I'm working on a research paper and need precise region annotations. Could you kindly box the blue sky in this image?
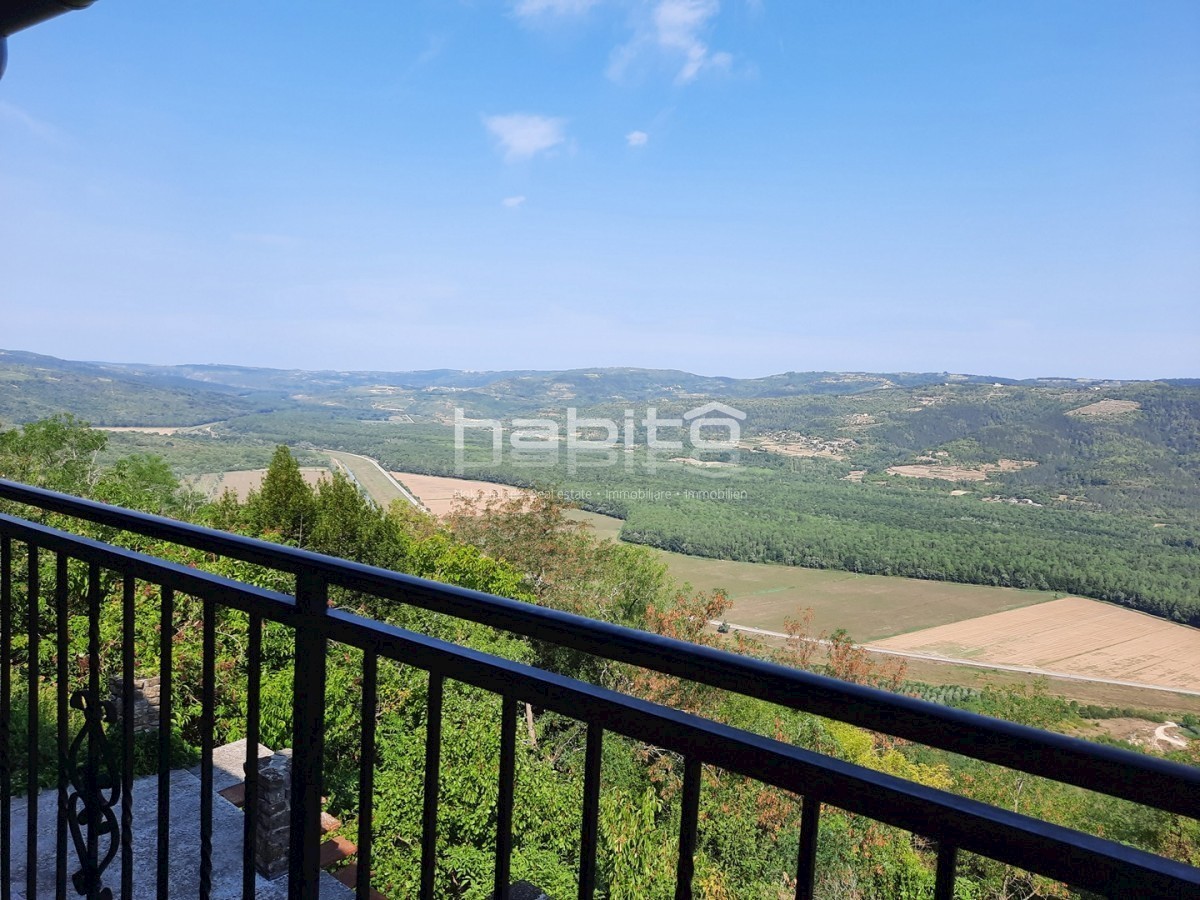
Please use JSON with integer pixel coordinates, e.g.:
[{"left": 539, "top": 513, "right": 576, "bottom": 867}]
[{"left": 1, "top": 1, "right": 1197, "bottom": 379}]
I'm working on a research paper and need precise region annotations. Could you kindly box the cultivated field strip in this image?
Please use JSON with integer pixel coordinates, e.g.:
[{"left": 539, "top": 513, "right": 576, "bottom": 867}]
[
  {"left": 390, "top": 471, "right": 532, "bottom": 516},
  {"left": 872, "top": 597, "right": 1200, "bottom": 692},
  {"left": 186, "top": 467, "right": 330, "bottom": 501}
]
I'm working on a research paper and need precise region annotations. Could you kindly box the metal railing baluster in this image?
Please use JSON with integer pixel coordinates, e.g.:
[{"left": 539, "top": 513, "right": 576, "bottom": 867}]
[
  {"left": 675, "top": 757, "right": 701, "bottom": 900},
  {"left": 55, "top": 552, "right": 69, "bottom": 900},
  {"left": 85, "top": 560, "right": 101, "bottom": 900},
  {"left": 27, "top": 544, "right": 40, "bottom": 900},
  {"left": 795, "top": 795, "right": 820, "bottom": 900},
  {"left": 200, "top": 596, "right": 215, "bottom": 900},
  {"left": 419, "top": 672, "right": 444, "bottom": 900},
  {"left": 935, "top": 842, "right": 957, "bottom": 900},
  {"left": 577, "top": 723, "right": 602, "bottom": 900},
  {"left": 120, "top": 572, "right": 135, "bottom": 900},
  {"left": 156, "top": 586, "right": 173, "bottom": 900},
  {"left": 495, "top": 695, "right": 518, "bottom": 900},
  {"left": 243, "top": 613, "right": 262, "bottom": 899},
  {"left": 290, "top": 572, "right": 328, "bottom": 899},
  {"left": 356, "top": 652, "right": 378, "bottom": 900},
  {"left": 1, "top": 536, "right": 12, "bottom": 900}
]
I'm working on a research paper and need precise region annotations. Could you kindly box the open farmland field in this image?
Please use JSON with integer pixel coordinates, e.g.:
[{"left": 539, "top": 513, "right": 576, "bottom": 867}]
[
  {"left": 96, "top": 421, "right": 222, "bottom": 435},
  {"left": 718, "top": 631, "right": 1200, "bottom": 713},
  {"left": 374, "top": 474, "right": 1055, "bottom": 641},
  {"left": 543, "top": 511, "right": 1053, "bottom": 643},
  {"left": 650, "top": 554, "right": 1055, "bottom": 642},
  {"left": 186, "top": 466, "right": 329, "bottom": 501},
  {"left": 872, "top": 597, "right": 1200, "bottom": 693},
  {"left": 325, "top": 451, "right": 420, "bottom": 509},
  {"left": 1066, "top": 398, "right": 1141, "bottom": 418},
  {"left": 390, "top": 471, "right": 533, "bottom": 516}
]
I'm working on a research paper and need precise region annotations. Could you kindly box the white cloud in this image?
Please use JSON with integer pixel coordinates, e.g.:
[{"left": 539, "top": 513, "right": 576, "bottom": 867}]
[
  {"left": 626, "top": 130, "right": 649, "bottom": 147},
  {"left": 513, "top": 0, "right": 600, "bottom": 16},
  {"left": 608, "top": 0, "right": 730, "bottom": 85},
  {"left": 655, "top": 0, "right": 724, "bottom": 83},
  {"left": 502, "top": 195, "right": 527, "bottom": 208},
  {"left": 483, "top": 113, "right": 568, "bottom": 162}
]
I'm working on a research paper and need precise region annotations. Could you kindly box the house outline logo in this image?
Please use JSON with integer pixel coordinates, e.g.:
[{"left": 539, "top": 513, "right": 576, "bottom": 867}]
[{"left": 682, "top": 401, "right": 746, "bottom": 450}]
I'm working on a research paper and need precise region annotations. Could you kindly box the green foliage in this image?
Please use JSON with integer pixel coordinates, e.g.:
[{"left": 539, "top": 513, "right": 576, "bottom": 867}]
[
  {"left": 903, "top": 682, "right": 982, "bottom": 708},
  {"left": 0, "top": 413, "right": 107, "bottom": 495},
  {"left": 94, "top": 452, "right": 204, "bottom": 517},
  {"left": 599, "top": 785, "right": 674, "bottom": 898},
  {"left": 244, "top": 445, "right": 318, "bottom": 542}
]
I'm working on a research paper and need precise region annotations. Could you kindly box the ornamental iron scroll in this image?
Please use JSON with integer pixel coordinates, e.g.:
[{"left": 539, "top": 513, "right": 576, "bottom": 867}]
[{"left": 63, "top": 688, "right": 122, "bottom": 898}]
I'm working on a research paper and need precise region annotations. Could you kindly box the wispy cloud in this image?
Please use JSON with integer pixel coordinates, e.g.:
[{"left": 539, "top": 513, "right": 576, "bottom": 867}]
[
  {"left": 513, "top": 0, "right": 601, "bottom": 16},
  {"left": 410, "top": 34, "right": 446, "bottom": 71},
  {"left": 483, "top": 113, "right": 567, "bottom": 162},
  {"left": 502, "top": 195, "right": 527, "bottom": 208},
  {"left": 626, "top": 130, "right": 649, "bottom": 147},
  {"left": 608, "top": 0, "right": 731, "bottom": 85},
  {"left": 0, "top": 100, "right": 63, "bottom": 143}
]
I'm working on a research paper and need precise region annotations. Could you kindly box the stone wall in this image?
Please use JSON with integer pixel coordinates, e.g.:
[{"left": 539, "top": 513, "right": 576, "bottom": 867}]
[
  {"left": 255, "top": 750, "right": 293, "bottom": 879},
  {"left": 108, "top": 675, "right": 161, "bottom": 733}
]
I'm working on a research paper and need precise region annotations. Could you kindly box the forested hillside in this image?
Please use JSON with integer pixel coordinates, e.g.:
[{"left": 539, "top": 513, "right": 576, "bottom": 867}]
[{"left": 0, "top": 350, "right": 284, "bottom": 425}]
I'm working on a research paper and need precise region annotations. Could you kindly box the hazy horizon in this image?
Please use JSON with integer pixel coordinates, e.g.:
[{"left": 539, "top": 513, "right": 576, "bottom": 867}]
[{"left": 3, "top": 345, "right": 1193, "bottom": 385}]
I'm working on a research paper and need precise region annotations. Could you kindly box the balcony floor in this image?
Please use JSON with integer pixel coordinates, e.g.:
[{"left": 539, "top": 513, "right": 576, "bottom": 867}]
[{"left": 6, "top": 756, "right": 351, "bottom": 899}]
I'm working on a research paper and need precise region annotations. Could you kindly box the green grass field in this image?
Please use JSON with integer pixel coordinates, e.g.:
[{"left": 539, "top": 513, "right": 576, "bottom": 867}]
[
  {"left": 569, "top": 510, "right": 1055, "bottom": 642},
  {"left": 325, "top": 450, "right": 418, "bottom": 509}
]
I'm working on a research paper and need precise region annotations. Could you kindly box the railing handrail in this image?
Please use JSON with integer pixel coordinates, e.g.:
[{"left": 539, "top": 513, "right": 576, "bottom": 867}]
[{"left": 2, "top": 477, "right": 1198, "bottom": 822}]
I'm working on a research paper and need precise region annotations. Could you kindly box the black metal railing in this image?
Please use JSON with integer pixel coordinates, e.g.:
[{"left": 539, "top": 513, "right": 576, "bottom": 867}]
[{"left": 1, "top": 478, "right": 1198, "bottom": 899}]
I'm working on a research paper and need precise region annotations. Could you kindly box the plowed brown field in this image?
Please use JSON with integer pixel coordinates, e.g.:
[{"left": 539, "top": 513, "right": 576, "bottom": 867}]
[
  {"left": 872, "top": 597, "right": 1200, "bottom": 691},
  {"left": 186, "top": 467, "right": 330, "bottom": 502},
  {"left": 391, "top": 472, "right": 532, "bottom": 516}
]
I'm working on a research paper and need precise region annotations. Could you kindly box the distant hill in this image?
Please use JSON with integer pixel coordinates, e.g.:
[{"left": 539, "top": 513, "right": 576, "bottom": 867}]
[
  {"left": 2, "top": 347, "right": 1190, "bottom": 428},
  {"left": 104, "top": 361, "right": 545, "bottom": 393},
  {"left": 0, "top": 349, "right": 286, "bottom": 426}
]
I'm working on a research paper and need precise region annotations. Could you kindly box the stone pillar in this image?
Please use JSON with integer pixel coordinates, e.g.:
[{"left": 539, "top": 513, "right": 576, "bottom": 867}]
[
  {"left": 109, "top": 675, "right": 161, "bottom": 733},
  {"left": 254, "top": 749, "right": 293, "bottom": 879},
  {"left": 494, "top": 882, "right": 550, "bottom": 900}
]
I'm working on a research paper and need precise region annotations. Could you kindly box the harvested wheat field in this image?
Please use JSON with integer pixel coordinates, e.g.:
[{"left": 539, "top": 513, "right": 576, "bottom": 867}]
[
  {"left": 886, "top": 459, "right": 1037, "bottom": 482},
  {"left": 872, "top": 597, "right": 1200, "bottom": 692},
  {"left": 186, "top": 467, "right": 330, "bottom": 502},
  {"left": 97, "top": 422, "right": 222, "bottom": 435},
  {"left": 391, "top": 472, "right": 532, "bottom": 517},
  {"left": 1066, "top": 399, "right": 1141, "bottom": 419}
]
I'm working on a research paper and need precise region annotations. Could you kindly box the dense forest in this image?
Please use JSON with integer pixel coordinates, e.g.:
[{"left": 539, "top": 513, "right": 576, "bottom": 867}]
[{"left": 2, "top": 419, "right": 1197, "bottom": 898}]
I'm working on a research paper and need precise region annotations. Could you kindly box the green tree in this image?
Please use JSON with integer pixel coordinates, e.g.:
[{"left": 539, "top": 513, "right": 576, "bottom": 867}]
[
  {"left": 245, "top": 445, "right": 317, "bottom": 543},
  {"left": 94, "top": 452, "right": 200, "bottom": 516},
  {"left": 0, "top": 414, "right": 107, "bottom": 496}
]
